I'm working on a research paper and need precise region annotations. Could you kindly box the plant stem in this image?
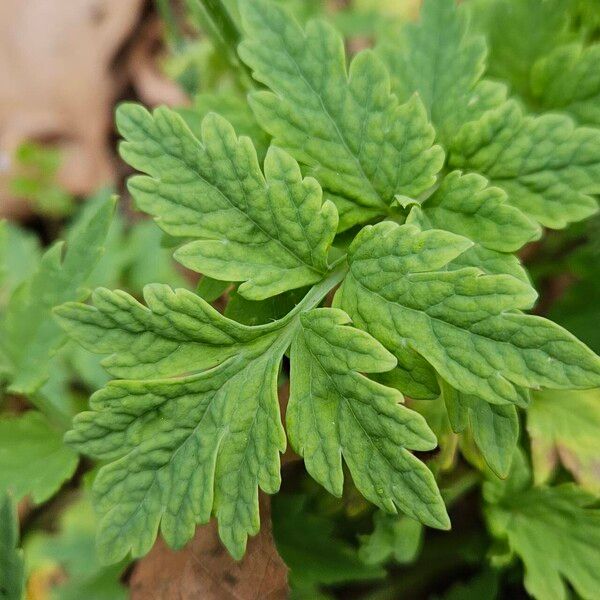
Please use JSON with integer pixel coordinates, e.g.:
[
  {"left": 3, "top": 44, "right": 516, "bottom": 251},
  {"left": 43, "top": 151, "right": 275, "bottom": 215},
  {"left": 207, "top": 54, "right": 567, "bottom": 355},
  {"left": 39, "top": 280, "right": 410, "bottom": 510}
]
[{"left": 191, "top": 0, "right": 255, "bottom": 89}]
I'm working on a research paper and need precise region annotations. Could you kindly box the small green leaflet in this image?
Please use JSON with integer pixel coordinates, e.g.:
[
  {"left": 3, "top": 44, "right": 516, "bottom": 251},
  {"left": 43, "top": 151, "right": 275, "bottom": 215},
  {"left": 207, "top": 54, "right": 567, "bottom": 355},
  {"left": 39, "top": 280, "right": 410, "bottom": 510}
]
[
  {"left": 0, "top": 493, "right": 24, "bottom": 600},
  {"left": 531, "top": 42, "right": 600, "bottom": 127},
  {"left": 335, "top": 221, "right": 600, "bottom": 406},
  {"left": 0, "top": 412, "right": 78, "bottom": 504},
  {"left": 117, "top": 104, "right": 337, "bottom": 300},
  {"left": 359, "top": 511, "right": 423, "bottom": 566},
  {"left": 272, "top": 494, "right": 384, "bottom": 598},
  {"left": 405, "top": 204, "right": 530, "bottom": 282},
  {"left": 450, "top": 99, "right": 600, "bottom": 229},
  {"left": 288, "top": 308, "right": 448, "bottom": 528},
  {"left": 440, "top": 379, "right": 518, "bottom": 478},
  {"left": 528, "top": 388, "right": 600, "bottom": 493},
  {"left": 56, "top": 267, "right": 443, "bottom": 561},
  {"left": 484, "top": 451, "right": 600, "bottom": 600},
  {"left": 377, "top": 0, "right": 505, "bottom": 147},
  {"left": 420, "top": 171, "right": 539, "bottom": 253},
  {"left": 238, "top": 0, "right": 444, "bottom": 230},
  {"left": 1, "top": 195, "right": 115, "bottom": 394}
]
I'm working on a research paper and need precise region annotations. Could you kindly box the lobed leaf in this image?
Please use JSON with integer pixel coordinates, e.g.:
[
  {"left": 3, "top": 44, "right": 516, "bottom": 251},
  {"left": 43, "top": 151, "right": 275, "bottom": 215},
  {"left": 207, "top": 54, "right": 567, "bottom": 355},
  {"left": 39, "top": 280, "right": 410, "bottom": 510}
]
[
  {"left": 117, "top": 104, "right": 338, "bottom": 300},
  {"left": 531, "top": 42, "right": 600, "bottom": 127},
  {"left": 58, "top": 285, "right": 295, "bottom": 561},
  {"left": 405, "top": 204, "right": 530, "bottom": 282},
  {"left": 238, "top": 0, "right": 444, "bottom": 230},
  {"left": 450, "top": 100, "right": 600, "bottom": 229},
  {"left": 377, "top": 0, "right": 505, "bottom": 147},
  {"left": 440, "top": 379, "right": 518, "bottom": 478},
  {"left": 288, "top": 308, "right": 448, "bottom": 529},
  {"left": 484, "top": 452, "right": 600, "bottom": 600},
  {"left": 335, "top": 221, "right": 600, "bottom": 406},
  {"left": 2, "top": 195, "right": 114, "bottom": 394},
  {"left": 420, "top": 171, "right": 539, "bottom": 252}
]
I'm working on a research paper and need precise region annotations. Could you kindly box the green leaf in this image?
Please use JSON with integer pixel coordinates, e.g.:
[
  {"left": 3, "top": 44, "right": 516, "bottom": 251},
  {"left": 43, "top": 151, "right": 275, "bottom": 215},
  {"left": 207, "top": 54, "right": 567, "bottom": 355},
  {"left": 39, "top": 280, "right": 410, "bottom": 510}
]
[
  {"left": 373, "top": 350, "right": 440, "bottom": 401},
  {"left": 531, "top": 42, "right": 600, "bottom": 127},
  {"left": 440, "top": 379, "right": 518, "bottom": 478},
  {"left": 24, "top": 494, "right": 127, "bottom": 600},
  {"left": 406, "top": 204, "right": 531, "bottom": 282},
  {"left": 528, "top": 388, "right": 600, "bottom": 493},
  {"left": 123, "top": 220, "right": 188, "bottom": 292},
  {"left": 0, "top": 494, "right": 24, "bottom": 600},
  {"left": 272, "top": 494, "right": 384, "bottom": 596},
  {"left": 0, "top": 223, "right": 40, "bottom": 310},
  {"left": 196, "top": 276, "right": 230, "bottom": 303},
  {"left": 359, "top": 511, "right": 423, "bottom": 566},
  {"left": 335, "top": 221, "right": 600, "bottom": 406},
  {"left": 421, "top": 171, "right": 539, "bottom": 252},
  {"left": 288, "top": 308, "right": 448, "bottom": 529},
  {"left": 0, "top": 412, "right": 78, "bottom": 504},
  {"left": 484, "top": 452, "right": 600, "bottom": 600},
  {"left": 377, "top": 0, "right": 504, "bottom": 147},
  {"left": 224, "top": 287, "right": 307, "bottom": 326},
  {"left": 177, "top": 91, "right": 271, "bottom": 161},
  {"left": 55, "top": 269, "right": 346, "bottom": 562},
  {"left": 468, "top": 0, "right": 573, "bottom": 99},
  {"left": 449, "top": 99, "right": 600, "bottom": 229},
  {"left": 117, "top": 104, "right": 338, "bottom": 300},
  {"left": 1, "top": 195, "right": 115, "bottom": 394},
  {"left": 238, "top": 0, "right": 444, "bottom": 230}
]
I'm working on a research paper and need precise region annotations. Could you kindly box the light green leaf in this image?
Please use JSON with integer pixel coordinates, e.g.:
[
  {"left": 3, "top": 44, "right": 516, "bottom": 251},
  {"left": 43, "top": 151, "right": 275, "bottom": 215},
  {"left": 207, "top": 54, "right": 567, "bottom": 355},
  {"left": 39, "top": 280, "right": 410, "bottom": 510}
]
[
  {"left": 272, "top": 494, "right": 384, "bottom": 596},
  {"left": 528, "top": 388, "right": 600, "bottom": 493},
  {"left": 531, "top": 42, "right": 600, "bottom": 127},
  {"left": 484, "top": 451, "right": 600, "bottom": 600},
  {"left": 335, "top": 221, "right": 600, "bottom": 406},
  {"left": 0, "top": 412, "right": 78, "bottom": 504},
  {"left": 421, "top": 171, "right": 539, "bottom": 252},
  {"left": 1, "top": 195, "right": 115, "bottom": 394},
  {"left": 406, "top": 204, "right": 530, "bottom": 282},
  {"left": 377, "top": 0, "right": 504, "bottom": 147},
  {"left": 238, "top": 0, "right": 444, "bottom": 230},
  {"left": 0, "top": 493, "right": 24, "bottom": 600},
  {"left": 359, "top": 511, "right": 423, "bottom": 566},
  {"left": 449, "top": 99, "right": 600, "bottom": 229},
  {"left": 56, "top": 270, "right": 345, "bottom": 562},
  {"left": 117, "top": 104, "right": 337, "bottom": 300},
  {"left": 288, "top": 308, "right": 448, "bottom": 529},
  {"left": 177, "top": 91, "right": 271, "bottom": 161},
  {"left": 440, "top": 379, "right": 518, "bottom": 478}
]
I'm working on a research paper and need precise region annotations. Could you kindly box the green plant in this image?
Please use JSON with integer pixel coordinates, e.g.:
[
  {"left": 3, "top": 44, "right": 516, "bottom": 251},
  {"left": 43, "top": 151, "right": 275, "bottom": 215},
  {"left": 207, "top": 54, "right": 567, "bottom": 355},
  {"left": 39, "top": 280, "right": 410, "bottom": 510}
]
[
  {"left": 3, "top": 0, "right": 600, "bottom": 598},
  {"left": 50, "top": 0, "right": 600, "bottom": 588}
]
